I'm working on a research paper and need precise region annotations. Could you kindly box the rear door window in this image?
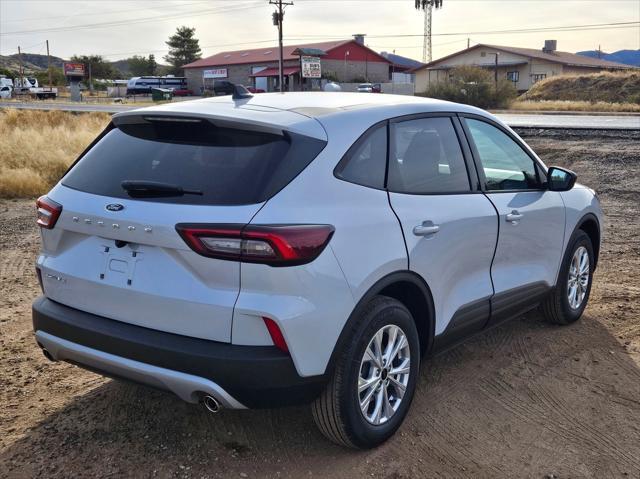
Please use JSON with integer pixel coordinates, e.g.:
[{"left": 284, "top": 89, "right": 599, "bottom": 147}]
[
  {"left": 388, "top": 117, "right": 471, "bottom": 194},
  {"left": 62, "top": 118, "right": 326, "bottom": 206}
]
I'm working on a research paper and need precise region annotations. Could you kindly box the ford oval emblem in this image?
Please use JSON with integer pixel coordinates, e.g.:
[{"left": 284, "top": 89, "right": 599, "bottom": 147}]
[{"left": 106, "top": 203, "right": 124, "bottom": 212}]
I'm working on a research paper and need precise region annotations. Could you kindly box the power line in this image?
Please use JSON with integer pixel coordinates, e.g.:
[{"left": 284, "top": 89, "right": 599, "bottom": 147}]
[
  {"left": 1, "top": 1, "right": 209, "bottom": 24},
  {"left": 0, "top": 1, "right": 265, "bottom": 36}
]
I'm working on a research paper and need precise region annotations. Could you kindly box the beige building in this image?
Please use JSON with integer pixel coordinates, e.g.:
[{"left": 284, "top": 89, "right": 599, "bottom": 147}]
[{"left": 413, "top": 41, "right": 634, "bottom": 93}]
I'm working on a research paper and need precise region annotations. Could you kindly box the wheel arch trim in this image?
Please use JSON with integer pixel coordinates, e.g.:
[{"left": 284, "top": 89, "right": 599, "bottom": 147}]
[
  {"left": 324, "top": 271, "right": 435, "bottom": 376},
  {"left": 574, "top": 212, "right": 601, "bottom": 269}
]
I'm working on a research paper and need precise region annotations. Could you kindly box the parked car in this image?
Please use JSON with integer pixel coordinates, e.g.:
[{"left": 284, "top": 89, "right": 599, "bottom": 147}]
[
  {"left": 210, "top": 80, "right": 235, "bottom": 96},
  {"left": 33, "top": 92, "right": 602, "bottom": 449},
  {"left": 0, "top": 85, "right": 12, "bottom": 99},
  {"left": 245, "top": 86, "right": 265, "bottom": 93},
  {"left": 170, "top": 87, "right": 194, "bottom": 97},
  {"left": 357, "top": 83, "right": 381, "bottom": 93}
]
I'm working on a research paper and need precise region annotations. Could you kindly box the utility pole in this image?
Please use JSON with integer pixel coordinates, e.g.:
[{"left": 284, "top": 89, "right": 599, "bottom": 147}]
[
  {"left": 88, "top": 63, "right": 93, "bottom": 94},
  {"left": 488, "top": 52, "right": 500, "bottom": 92},
  {"left": 494, "top": 53, "right": 498, "bottom": 91},
  {"left": 46, "top": 40, "right": 52, "bottom": 88},
  {"left": 17, "top": 46, "right": 24, "bottom": 84},
  {"left": 270, "top": 0, "right": 293, "bottom": 93},
  {"left": 467, "top": 38, "right": 470, "bottom": 49}
]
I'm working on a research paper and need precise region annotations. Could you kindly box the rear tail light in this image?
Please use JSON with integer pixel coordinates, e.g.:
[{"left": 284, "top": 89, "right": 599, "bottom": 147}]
[
  {"left": 263, "top": 317, "right": 289, "bottom": 353},
  {"left": 175, "top": 224, "right": 335, "bottom": 266},
  {"left": 36, "top": 196, "right": 62, "bottom": 229}
]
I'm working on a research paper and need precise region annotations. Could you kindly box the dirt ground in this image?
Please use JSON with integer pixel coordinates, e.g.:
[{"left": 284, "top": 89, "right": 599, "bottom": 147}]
[{"left": 1, "top": 132, "right": 639, "bottom": 478}]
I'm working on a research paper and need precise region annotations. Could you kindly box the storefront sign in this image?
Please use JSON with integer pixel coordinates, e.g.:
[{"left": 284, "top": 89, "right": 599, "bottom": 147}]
[
  {"left": 301, "top": 57, "right": 321, "bottom": 78},
  {"left": 203, "top": 69, "right": 228, "bottom": 79}
]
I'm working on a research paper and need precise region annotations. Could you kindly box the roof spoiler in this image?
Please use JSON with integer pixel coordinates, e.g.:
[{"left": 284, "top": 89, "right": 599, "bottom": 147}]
[{"left": 232, "top": 84, "right": 253, "bottom": 101}]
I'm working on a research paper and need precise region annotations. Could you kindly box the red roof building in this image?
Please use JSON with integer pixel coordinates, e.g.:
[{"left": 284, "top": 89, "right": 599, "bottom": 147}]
[{"left": 182, "top": 38, "right": 392, "bottom": 93}]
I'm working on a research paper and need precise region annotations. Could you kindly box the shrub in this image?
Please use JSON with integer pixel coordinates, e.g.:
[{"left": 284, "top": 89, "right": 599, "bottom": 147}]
[
  {"left": 418, "top": 65, "right": 517, "bottom": 109},
  {"left": 323, "top": 71, "right": 339, "bottom": 82}
]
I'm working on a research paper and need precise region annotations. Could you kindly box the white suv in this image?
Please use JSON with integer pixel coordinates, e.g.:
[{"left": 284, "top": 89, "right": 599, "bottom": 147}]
[{"left": 33, "top": 92, "right": 602, "bottom": 449}]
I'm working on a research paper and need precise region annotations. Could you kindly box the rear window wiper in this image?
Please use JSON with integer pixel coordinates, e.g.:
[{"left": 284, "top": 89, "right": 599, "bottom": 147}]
[{"left": 121, "top": 180, "right": 203, "bottom": 198}]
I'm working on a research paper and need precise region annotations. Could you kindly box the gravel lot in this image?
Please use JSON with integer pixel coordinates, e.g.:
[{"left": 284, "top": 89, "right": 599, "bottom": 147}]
[{"left": 1, "top": 132, "right": 639, "bottom": 478}]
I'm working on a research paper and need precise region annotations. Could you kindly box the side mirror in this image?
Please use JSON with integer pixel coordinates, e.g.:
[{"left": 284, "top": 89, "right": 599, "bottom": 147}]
[{"left": 547, "top": 166, "right": 577, "bottom": 192}]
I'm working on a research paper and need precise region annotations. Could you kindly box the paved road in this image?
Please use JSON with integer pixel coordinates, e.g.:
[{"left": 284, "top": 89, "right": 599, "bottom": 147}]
[
  {"left": 499, "top": 113, "right": 640, "bottom": 130},
  {"left": 1, "top": 100, "right": 639, "bottom": 130}
]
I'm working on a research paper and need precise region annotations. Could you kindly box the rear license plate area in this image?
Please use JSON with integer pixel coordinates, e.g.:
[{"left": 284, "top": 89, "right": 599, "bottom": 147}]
[{"left": 98, "top": 244, "right": 143, "bottom": 286}]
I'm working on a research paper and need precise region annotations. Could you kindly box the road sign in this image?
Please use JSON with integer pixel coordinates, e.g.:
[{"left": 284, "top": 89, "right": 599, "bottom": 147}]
[
  {"left": 301, "top": 56, "right": 321, "bottom": 79},
  {"left": 63, "top": 62, "right": 85, "bottom": 77}
]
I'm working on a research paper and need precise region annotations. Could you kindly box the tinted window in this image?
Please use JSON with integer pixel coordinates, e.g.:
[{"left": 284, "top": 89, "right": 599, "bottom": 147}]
[
  {"left": 62, "top": 120, "right": 326, "bottom": 206},
  {"left": 466, "top": 118, "right": 541, "bottom": 191},
  {"left": 334, "top": 124, "right": 387, "bottom": 189},
  {"left": 388, "top": 117, "right": 470, "bottom": 194}
]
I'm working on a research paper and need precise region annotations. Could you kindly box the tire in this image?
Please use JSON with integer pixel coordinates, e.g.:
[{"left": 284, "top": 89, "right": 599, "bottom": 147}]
[
  {"left": 312, "top": 295, "right": 421, "bottom": 449},
  {"left": 541, "top": 229, "right": 594, "bottom": 325}
]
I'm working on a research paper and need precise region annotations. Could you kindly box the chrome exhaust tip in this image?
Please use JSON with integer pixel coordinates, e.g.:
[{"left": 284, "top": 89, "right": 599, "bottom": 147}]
[
  {"left": 203, "top": 395, "right": 221, "bottom": 413},
  {"left": 42, "top": 348, "right": 55, "bottom": 362}
]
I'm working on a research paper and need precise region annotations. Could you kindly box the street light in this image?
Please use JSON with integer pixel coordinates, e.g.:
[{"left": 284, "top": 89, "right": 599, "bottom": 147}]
[{"left": 344, "top": 50, "right": 350, "bottom": 82}]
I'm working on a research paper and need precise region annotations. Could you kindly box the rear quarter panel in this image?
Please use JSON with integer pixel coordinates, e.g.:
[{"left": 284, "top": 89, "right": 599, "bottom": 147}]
[{"left": 235, "top": 114, "right": 408, "bottom": 377}]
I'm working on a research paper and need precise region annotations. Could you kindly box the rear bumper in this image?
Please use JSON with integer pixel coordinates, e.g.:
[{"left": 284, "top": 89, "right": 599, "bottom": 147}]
[{"left": 32, "top": 296, "right": 327, "bottom": 409}]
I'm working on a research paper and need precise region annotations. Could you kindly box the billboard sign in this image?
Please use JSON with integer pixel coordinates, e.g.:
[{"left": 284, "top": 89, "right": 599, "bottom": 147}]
[
  {"left": 203, "top": 68, "right": 228, "bottom": 79},
  {"left": 301, "top": 56, "right": 321, "bottom": 78},
  {"left": 63, "top": 62, "right": 85, "bottom": 77}
]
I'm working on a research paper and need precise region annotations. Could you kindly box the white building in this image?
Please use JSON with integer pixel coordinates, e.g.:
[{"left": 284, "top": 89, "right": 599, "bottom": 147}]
[{"left": 413, "top": 41, "right": 634, "bottom": 93}]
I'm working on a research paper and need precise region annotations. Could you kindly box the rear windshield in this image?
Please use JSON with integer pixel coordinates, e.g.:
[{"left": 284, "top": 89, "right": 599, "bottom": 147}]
[{"left": 62, "top": 119, "right": 326, "bottom": 205}]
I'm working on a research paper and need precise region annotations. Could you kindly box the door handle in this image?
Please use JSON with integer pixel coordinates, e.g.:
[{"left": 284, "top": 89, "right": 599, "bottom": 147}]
[
  {"left": 506, "top": 210, "right": 523, "bottom": 223},
  {"left": 413, "top": 221, "right": 440, "bottom": 237}
]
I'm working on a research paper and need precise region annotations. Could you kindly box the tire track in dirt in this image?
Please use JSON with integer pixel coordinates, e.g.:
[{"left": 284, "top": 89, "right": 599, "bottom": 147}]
[{"left": 480, "top": 375, "right": 640, "bottom": 473}]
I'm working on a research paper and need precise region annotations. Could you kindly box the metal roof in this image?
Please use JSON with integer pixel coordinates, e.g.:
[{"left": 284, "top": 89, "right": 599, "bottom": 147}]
[{"left": 182, "top": 40, "right": 390, "bottom": 68}]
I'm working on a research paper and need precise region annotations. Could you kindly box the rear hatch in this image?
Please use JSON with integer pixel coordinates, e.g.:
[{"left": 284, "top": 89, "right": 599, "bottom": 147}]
[{"left": 38, "top": 109, "right": 326, "bottom": 342}]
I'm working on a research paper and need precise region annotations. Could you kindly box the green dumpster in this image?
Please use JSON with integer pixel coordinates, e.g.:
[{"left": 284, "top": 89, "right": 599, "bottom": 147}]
[{"left": 151, "top": 88, "right": 173, "bottom": 101}]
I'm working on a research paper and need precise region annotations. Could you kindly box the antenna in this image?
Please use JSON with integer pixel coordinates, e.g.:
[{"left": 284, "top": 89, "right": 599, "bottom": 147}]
[{"left": 417, "top": 0, "right": 443, "bottom": 63}]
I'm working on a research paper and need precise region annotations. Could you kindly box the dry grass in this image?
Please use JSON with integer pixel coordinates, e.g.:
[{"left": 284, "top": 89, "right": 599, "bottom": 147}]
[
  {"left": 510, "top": 100, "right": 640, "bottom": 113},
  {"left": 519, "top": 71, "right": 640, "bottom": 104},
  {"left": 0, "top": 109, "right": 110, "bottom": 198}
]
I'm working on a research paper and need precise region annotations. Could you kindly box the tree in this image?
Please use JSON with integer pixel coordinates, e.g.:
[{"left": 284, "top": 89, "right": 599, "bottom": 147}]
[
  {"left": 415, "top": 0, "right": 443, "bottom": 8},
  {"left": 147, "top": 54, "right": 158, "bottom": 76},
  {"left": 34, "top": 67, "right": 66, "bottom": 86},
  {"left": 0, "top": 67, "right": 17, "bottom": 79},
  {"left": 164, "top": 26, "right": 201, "bottom": 74},
  {"left": 127, "top": 55, "right": 157, "bottom": 76},
  {"left": 69, "top": 55, "right": 116, "bottom": 80}
]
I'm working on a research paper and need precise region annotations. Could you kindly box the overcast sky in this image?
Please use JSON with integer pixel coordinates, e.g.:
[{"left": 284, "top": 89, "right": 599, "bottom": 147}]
[{"left": 1, "top": 0, "right": 638, "bottom": 62}]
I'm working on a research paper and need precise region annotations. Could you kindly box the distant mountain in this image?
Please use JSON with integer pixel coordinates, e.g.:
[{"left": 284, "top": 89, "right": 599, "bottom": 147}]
[
  {"left": 0, "top": 52, "right": 170, "bottom": 78},
  {"left": 0, "top": 53, "right": 65, "bottom": 74},
  {"left": 576, "top": 49, "right": 640, "bottom": 67}
]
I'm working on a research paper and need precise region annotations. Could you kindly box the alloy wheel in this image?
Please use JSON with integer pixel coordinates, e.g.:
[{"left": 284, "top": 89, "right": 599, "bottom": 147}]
[
  {"left": 358, "top": 324, "right": 411, "bottom": 425},
  {"left": 567, "top": 245, "right": 590, "bottom": 309}
]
